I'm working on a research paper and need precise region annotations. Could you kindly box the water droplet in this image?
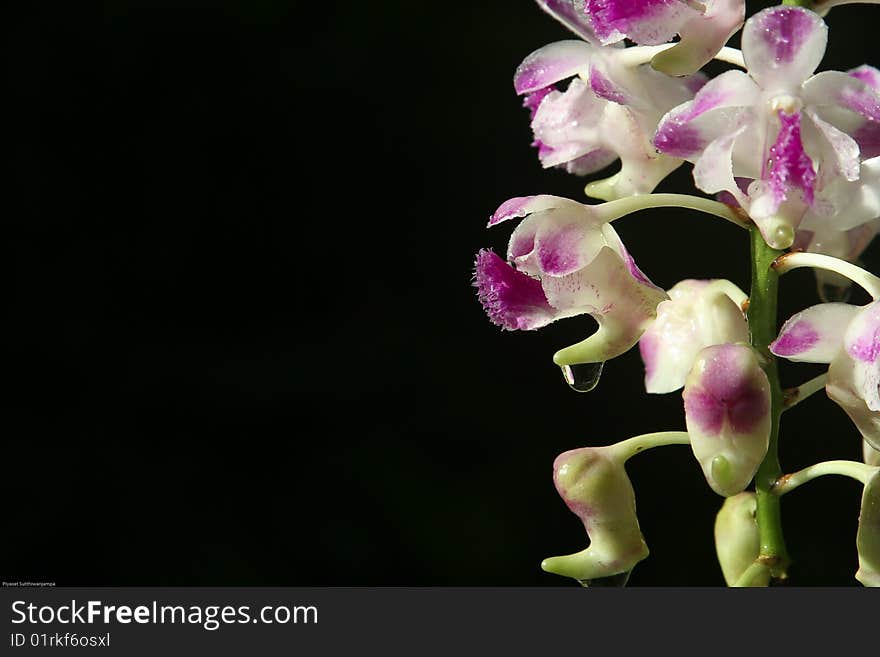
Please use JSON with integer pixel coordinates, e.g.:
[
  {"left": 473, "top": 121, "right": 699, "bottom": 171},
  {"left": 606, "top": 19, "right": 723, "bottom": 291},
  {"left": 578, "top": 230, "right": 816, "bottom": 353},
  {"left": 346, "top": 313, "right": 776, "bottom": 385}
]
[
  {"left": 819, "top": 281, "right": 852, "bottom": 303},
  {"left": 561, "top": 362, "right": 604, "bottom": 392},
  {"left": 579, "top": 570, "right": 631, "bottom": 587}
]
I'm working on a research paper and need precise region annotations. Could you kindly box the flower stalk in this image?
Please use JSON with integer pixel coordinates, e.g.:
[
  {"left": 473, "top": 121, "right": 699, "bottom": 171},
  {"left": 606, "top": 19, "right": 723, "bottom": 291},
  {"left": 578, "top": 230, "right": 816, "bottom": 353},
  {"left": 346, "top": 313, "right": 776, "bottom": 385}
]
[{"left": 747, "top": 226, "right": 791, "bottom": 580}]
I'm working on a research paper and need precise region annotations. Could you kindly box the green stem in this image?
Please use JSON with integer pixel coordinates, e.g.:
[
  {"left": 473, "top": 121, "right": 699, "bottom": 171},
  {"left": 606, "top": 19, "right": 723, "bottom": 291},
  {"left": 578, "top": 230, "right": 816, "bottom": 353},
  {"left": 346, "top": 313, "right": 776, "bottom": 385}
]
[
  {"left": 772, "top": 460, "right": 877, "bottom": 495},
  {"left": 746, "top": 226, "right": 790, "bottom": 581}
]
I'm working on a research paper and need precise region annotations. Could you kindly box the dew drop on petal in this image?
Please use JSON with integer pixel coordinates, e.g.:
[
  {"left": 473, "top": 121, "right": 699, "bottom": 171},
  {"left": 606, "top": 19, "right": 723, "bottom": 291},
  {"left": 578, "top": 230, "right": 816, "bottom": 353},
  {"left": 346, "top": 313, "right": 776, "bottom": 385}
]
[{"left": 561, "top": 361, "right": 604, "bottom": 392}]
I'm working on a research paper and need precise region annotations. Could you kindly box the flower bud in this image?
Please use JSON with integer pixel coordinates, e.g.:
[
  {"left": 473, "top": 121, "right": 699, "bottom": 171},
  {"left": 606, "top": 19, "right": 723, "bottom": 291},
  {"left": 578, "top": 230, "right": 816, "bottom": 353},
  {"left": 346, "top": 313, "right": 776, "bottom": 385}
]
[
  {"left": 639, "top": 279, "right": 749, "bottom": 394},
  {"left": 714, "top": 492, "right": 768, "bottom": 586},
  {"left": 542, "top": 447, "right": 648, "bottom": 584},
  {"left": 857, "top": 470, "right": 880, "bottom": 587},
  {"left": 684, "top": 344, "right": 771, "bottom": 496}
]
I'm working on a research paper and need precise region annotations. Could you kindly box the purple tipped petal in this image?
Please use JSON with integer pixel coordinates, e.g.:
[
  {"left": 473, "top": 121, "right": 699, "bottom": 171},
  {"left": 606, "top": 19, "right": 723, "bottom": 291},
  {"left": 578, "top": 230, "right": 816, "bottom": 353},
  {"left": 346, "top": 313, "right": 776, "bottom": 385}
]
[
  {"left": 653, "top": 71, "right": 757, "bottom": 160},
  {"left": 514, "top": 40, "right": 594, "bottom": 95},
  {"left": 585, "top": 0, "right": 689, "bottom": 45},
  {"left": 741, "top": 6, "right": 827, "bottom": 91},
  {"left": 535, "top": 0, "right": 602, "bottom": 43},
  {"left": 770, "top": 303, "right": 859, "bottom": 363},
  {"left": 850, "top": 65, "right": 880, "bottom": 92},
  {"left": 474, "top": 250, "right": 557, "bottom": 331},
  {"left": 489, "top": 195, "right": 579, "bottom": 227}
]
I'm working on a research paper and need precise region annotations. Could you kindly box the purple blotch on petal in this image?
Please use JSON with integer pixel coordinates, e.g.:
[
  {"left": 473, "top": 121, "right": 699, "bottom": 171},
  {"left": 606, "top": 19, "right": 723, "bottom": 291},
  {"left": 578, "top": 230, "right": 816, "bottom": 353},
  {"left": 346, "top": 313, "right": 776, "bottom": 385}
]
[
  {"left": 850, "top": 65, "right": 880, "bottom": 92},
  {"left": 767, "top": 111, "right": 816, "bottom": 206},
  {"left": 848, "top": 308, "right": 880, "bottom": 362},
  {"left": 537, "top": 223, "right": 586, "bottom": 276},
  {"left": 754, "top": 7, "right": 819, "bottom": 63},
  {"left": 585, "top": 0, "right": 679, "bottom": 42},
  {"left": 840, "top": 85, "right": 880, "bottom": 122},
  {"left": 474, "top": 249, "right": 555, "bottom": 330},
  {"left": 685, "top": 390, "right": 725, "bottom": 435},
  {"left": 589, "top": 67, "right": 627, "bottom": 104},
  {"left": 686, "top": 346, "right": 770, "bottom": 436},
  {"left": 770, "top": 320, "right": 819, "bottom": 357}
]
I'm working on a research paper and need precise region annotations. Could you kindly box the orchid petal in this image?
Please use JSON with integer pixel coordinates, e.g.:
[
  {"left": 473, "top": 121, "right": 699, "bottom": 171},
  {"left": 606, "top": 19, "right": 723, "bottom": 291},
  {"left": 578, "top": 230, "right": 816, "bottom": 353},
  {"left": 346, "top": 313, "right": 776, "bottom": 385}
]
[
  {"left": 489, "top": 194, "right": 585, "bottom": 227},
  {"left": 652, "top": 0, "right": 746, "bottom": 77},
  {"left": 473, "top": 250, "right": 557, "bottom": 331},
  {"left": 535, "top": 1, "right": 602, "bottom": 44},
  {"left": 531, "top": 78, "right": 609, "bottom": 171},
  {"left": 827, "top": 351, "right": 880, "bottom": 451},
  {"left": 693, "top": 126, "right": 750, "bottom": 209},
  {"left": 640, "top": 279, "right": 749, "bottom": 394},
  {"left": 770, "top": 302, "right": 860, "bottom": 363},
  {"left": 654, "top": 71, "right": 758, "bottom": 159},
  {"left": 514, "top": 40, "right": 595, "bottom": 95},
  {"left": 741, "top": 6, "right": 827, "bottom": 92},
  {"left": 548, "top": 234, "right": 667, "bottom": 366},
  {"left": 585, "top": 0, "right": 688, "bottom": 46},
  {"left": 844, "top": 300, "right": 880, "bottom": 411}
]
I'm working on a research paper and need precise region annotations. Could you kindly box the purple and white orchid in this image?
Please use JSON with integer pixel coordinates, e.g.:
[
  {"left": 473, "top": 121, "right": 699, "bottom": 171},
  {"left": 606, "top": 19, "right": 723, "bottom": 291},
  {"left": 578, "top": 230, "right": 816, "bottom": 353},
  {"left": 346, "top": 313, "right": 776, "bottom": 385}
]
[
  {"left": 475, "top": 195, "right": 668, "bottom": 374},
  {"left": 535, "top": 0, "right": 745, "bottom": 76},
  {"left": 654, "top": 6, "right": 880, "bottom": 249},
  {"left": 478, "top": 1, "right": 880, "bottom": 586},
  {"left": 771, "top": 299, "right": 880, "bottom": 451},
  {"left": 515, "top": 37, "right": 703, "bottom": 199}
]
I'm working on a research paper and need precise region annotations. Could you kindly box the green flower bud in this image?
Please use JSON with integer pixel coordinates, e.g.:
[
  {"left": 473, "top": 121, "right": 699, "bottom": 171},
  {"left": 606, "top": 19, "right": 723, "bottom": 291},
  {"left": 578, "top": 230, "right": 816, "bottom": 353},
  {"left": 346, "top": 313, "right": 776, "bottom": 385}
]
[
  {"left": 714, "top": 492, "right": 768, "bottom": 587},
  {"left": 541, "top": 447, "right": 648, "bottom": 585}
]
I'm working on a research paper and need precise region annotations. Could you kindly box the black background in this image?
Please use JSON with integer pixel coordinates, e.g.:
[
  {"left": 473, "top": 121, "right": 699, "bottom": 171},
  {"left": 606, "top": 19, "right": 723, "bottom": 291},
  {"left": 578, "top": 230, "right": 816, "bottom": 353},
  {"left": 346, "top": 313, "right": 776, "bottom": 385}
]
[{"left": 4, "top": 1, "right": 879, "bottom": 586}]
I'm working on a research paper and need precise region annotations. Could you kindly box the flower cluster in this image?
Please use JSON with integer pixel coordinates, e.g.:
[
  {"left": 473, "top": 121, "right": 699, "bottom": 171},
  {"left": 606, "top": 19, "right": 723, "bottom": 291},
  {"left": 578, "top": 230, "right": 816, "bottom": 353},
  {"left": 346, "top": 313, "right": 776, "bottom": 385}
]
[{"left": 475, "top": 2, "right": 880, "bottom": 586}]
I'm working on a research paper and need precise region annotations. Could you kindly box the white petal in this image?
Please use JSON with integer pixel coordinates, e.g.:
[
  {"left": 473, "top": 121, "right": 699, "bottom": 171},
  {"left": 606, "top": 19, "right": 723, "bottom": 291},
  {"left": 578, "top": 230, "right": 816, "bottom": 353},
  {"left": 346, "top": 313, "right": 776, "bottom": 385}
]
[
  {"left": 514, "top": 40, "right": 595, "bottom": 95},
  {"left": 741, "top": 6, "right": 827, "bottom": 92},
  {"left": 641, "top": 279, "right": 749, "bottom": 394},
  {"left": 771, "top": 303, "right": 860, "bottom": 363}
]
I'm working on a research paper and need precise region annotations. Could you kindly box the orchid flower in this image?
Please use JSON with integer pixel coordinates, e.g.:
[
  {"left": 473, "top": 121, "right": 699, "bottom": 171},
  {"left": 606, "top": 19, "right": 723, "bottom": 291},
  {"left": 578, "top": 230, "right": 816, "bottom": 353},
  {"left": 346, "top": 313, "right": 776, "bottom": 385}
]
[
  {"left": 683, "top": 343, "right": 771, "bottom": 496},
  {"left": 654, "top": 6, "right": 880, "bottom": 249},
  {"left": 474, "top": 195, "right": 668, "bottom": 383},
  {"left": 770, "top": 252, "right": 880, "bottom": 451},
  {"left": 515, "top": 39, "right": 704, "bottom": 200},
  {"left": 534, "top": 0, "right": 745, "bottom": 76},
  {"left": 639, "top": 278, "right": 749, "bottom": 394}
]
